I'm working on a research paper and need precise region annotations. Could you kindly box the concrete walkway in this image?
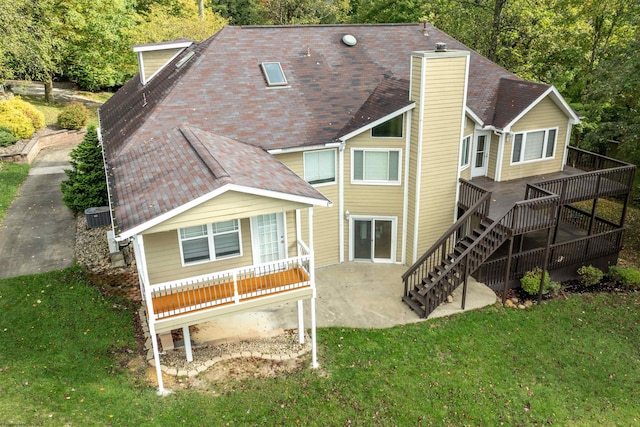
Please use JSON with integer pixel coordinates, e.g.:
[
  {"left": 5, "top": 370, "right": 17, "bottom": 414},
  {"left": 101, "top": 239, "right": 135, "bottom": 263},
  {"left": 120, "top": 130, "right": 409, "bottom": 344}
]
[{"left": 0, "top": 144, "right": 76, "bottom": 279}]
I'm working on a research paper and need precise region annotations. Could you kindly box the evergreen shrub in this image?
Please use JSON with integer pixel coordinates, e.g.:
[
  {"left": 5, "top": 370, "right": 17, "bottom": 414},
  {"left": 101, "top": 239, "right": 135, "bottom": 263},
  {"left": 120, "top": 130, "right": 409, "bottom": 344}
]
[
  {"left": 577, "top": 265, "right": 604, "bottom": 287},
  {"left": 0, "top": 125, "right": 18, "bottom": 147},
  {"left": 57, "top": 102, "right": 89, "bottom": 130},
  {"left": 0, "top": 97, "right": 45, "bottom": 139},
  {"left": 60, "top": 126, "right": 108, "bottom": 213},
  {"left": 608, "top": 266, "right": 640, "bottom": 289},
  {"left": 520, "top": 267, "right": 560, "bottom": 295}
]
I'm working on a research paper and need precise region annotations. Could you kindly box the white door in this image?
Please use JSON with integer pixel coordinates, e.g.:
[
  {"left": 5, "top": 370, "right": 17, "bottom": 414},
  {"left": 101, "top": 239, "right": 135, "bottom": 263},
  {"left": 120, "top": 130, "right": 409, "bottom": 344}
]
[
  {"left": 471, "top": 132, "right": 490, "bottom": 177},
  {"left": 251, "top": 213, "right": 286, "bottom": 264}
]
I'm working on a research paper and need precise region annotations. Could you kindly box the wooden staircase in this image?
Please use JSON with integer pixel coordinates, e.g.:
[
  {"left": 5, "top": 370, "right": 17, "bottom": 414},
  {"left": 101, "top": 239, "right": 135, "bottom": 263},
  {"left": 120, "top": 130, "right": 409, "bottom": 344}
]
[{"left": 402, "top": 180, "right": 559, "bottom": 318}]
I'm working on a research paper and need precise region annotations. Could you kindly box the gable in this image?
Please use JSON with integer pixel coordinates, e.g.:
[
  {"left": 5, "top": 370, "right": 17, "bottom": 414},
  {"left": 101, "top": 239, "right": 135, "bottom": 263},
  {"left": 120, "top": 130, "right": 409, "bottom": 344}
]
[{"left": 143, "top": 190, "right": 308, "bottom": 235}]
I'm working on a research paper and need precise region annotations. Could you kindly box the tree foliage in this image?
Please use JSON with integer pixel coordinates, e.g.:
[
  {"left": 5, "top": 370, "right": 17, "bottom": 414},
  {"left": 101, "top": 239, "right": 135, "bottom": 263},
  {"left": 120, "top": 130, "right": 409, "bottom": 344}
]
[
  {"left": 130, "top": 0, "right": 227, "bottom": 43},
  {"left": 258, "top": 0, "right": 350, "bottom": 25},
  {"left": 60, "top": 126, "right": 108, "bottom": 213}
]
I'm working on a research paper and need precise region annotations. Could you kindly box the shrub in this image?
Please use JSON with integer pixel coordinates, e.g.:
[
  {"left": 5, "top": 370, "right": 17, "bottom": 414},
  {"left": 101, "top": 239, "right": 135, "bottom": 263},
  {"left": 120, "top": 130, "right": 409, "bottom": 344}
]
[
  {"left": 0, "top": 125, "right": 18, "bottom": 147},
  {"left": 520, "top": 267, "right": 560, "bottom": 295},
  {"left": 577, "top": 265, "right": 604, "bottom": 287},
  {"left": 0, "top": 97, "right": 45, "bottom": 139},
  {"left": 608, "top": 266, "right": 640, "bottom": 289},
  {"left": 60, "top": 126, "right": 108, "bottom": 213},
  {"left": 57, "top": 102, "right": 89, "bottom": 130}
]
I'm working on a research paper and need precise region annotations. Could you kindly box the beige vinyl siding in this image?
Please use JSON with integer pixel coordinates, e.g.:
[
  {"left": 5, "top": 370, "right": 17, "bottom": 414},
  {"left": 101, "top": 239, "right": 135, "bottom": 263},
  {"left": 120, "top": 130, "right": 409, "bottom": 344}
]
[
  {"left": 487, "top": 132, "right": 499, "bottom": 180},
  {"left": 459, "top": 118, "right": 475, "bottom": 181},
  {"left": 415, "top": 53, "right": 468, "bottom": 256},
  {"left": 344, "top": 129, "right": 406, "bottom": 261},
  {"left": 141, "top": 48, "right": 182, "bottom": 82},
  {"left": 500, "top": 97, "right": 569, "bottom": 181},
  {"left": 144, "top": 190, "right": 307, "bottom": 234},
  {"left": 144, "top": 218, "right": 254, "bottom": 284},
  {"left": 276, "top": 151, "right": 339, "bottom": 267},
  {"left": 406, "top": 57, "right": 423, "bottom": 264}
]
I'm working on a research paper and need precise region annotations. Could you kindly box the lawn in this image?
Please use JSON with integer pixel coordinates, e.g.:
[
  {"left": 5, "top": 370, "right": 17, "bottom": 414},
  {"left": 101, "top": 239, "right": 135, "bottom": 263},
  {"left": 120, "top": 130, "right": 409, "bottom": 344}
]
[
  {"left": 1, "top": 267, "right": 639, "bottom": 426},
  {"left": 0, "top": 161, "right": 29, "bottom": 223},
  {"left": 19, "top": 95, "right": 102, "bottom": 128}
]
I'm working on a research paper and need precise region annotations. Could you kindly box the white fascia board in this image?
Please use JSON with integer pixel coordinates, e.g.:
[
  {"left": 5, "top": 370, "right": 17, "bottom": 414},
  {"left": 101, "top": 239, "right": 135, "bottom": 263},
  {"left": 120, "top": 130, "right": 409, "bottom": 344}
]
[
  {"left": 115, "top": 184, "right": 332, "bottom": 241},
  {"left": 504, "top": 86, "right": 581, "bottom": 130},
  {"left": 465, "top": 107, "right": 484, "bottom": 128},
  {"left": 268, "top": 142, "right": 342, "bottom": 155},
  {"left": 338, "top": 103, "right": 416, "bottom": 142},
  {"left": 132, "top": 41, "right": 193, "bottom": 52}
]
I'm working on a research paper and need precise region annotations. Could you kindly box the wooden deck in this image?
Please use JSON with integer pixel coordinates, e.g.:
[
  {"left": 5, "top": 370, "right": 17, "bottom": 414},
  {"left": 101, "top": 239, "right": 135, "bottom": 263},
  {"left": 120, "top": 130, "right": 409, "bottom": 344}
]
[{"left": 152, "top": 267, "right": 310, "bottom": 319}]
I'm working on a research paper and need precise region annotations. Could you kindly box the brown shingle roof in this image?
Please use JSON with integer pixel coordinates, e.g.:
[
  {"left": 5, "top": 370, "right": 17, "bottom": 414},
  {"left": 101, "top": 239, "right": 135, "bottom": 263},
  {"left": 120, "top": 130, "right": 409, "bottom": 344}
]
[
  {"left": 491, "top": 78, "right": 550, "bottom": 129},
  {"left": 101, "top": 23, "right": 557, "bottom": 236},
  {"left": 109, "top": 126, "right": 330, "bottom": 234}
]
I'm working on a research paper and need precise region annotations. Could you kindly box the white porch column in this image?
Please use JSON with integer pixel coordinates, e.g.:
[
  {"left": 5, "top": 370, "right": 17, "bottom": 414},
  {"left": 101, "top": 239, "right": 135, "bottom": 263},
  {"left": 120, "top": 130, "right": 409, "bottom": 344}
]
[
  {"left": 135, "top": 235, "right": 167, "bottom": 395},
  {"left": 308, "top": 207, "right": 318, "bottom": 368},
  {"left": 183, "top": 326, "right": 193, "bottom": 362}
]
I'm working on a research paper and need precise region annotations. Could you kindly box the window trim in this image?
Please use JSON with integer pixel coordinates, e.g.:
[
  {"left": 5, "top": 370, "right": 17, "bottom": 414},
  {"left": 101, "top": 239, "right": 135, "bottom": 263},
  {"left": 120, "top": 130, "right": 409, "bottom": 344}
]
[
  {"left": 370, "top": 115, "right": 404, "bottom": 139},
  {"left": 178, "top": 219, "right": 243, "bottom": 267},
  {"left": 303, "top": 149, "right": 337, "bottom": 186},
  {"left": 510, "top": 127, "right": 558, "bottom": 165},
  {"left": 260, "top": 62, "right": 288, "bottom": 87},
  {"left": 350, "top": 148, "right": 402, "bottom": 186},
  {"left": 460, "top": 134, "right": 472, "bottom": 170}
]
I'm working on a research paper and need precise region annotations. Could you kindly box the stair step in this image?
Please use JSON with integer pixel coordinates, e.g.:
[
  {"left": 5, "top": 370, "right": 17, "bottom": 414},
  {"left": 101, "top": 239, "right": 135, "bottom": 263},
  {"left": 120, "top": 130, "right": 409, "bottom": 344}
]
[{"left": 402, "top": 296, "right": 426, "bottom": 318}]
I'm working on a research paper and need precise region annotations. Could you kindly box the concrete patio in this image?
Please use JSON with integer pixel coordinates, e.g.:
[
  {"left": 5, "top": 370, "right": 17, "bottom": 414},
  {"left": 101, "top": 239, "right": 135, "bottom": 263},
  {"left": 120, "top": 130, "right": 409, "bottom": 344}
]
[{"left": 191, "top": 262, "right": 497, "bottom": 345}]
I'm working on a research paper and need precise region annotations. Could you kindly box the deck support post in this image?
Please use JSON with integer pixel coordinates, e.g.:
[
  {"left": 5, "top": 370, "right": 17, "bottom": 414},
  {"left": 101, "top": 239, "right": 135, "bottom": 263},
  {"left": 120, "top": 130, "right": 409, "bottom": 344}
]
[
  {"left": 537, "top": 227, "right": 553, "bottom": 303},
  {"left": 502, "top": 236, "right": 514, "bottom": 305},
  {"left": 297, "top": 300, "right": 305, "bottom": 344},
  {"left": 461, "top": 255, "right": 469, "bottom": 310},
  {"left": 311, "top": 294, "right": 318, "bottom": 368},
  {"left": 183, "top": 326, "right": 193, "bottom": 362},
  {"left": 148, "top": 316, "right": 165, "bottom": 395}
]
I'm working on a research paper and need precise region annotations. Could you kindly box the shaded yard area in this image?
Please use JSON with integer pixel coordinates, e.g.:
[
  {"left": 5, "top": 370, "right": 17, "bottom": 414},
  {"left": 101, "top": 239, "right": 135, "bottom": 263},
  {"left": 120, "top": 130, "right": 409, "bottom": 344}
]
[{"left": 1, "top": 267, "right": 640, "bottom": 426}]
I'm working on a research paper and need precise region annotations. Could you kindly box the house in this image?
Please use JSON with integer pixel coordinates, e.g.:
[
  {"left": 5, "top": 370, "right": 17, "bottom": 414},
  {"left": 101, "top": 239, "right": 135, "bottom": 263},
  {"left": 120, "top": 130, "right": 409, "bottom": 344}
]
[{"left": 99, "top": 23, "right": 634, "bottom": 393}]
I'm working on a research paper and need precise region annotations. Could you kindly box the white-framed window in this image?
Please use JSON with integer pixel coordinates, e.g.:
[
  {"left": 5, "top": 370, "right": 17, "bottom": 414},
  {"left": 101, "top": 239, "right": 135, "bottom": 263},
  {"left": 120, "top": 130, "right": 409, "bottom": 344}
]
[
  {"left": 260, "top": 62, "right": 287, "bottom": 86},
  {"left": 178, "top": 220, "right": 241, "bottom": 265},
  {"left": 352, "top": 148, "right": 401, "bottom": 184},
  {"left": 304, "top": 149, "right": 336, "bottom": 185},
  {"left": 371, "top": 115, "right": 403, "bottom": 138},
  {"left": 460, "top": 134, "right": 472, "bottom": 168},
  {"left": 511, "top": 128, "right": 557, "bottom": 163}
]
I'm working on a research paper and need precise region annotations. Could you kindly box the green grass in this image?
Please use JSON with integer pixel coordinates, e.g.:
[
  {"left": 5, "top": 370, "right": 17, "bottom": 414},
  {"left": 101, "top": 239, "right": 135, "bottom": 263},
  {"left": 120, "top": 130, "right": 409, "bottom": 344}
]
[
  {"left": 19, "top": 95, "right": 101, "bottom": 128},
  {"left": 2, "top": 268, "right": 640, "bottom": 426},
  {"left": 0, "top": 161, "right": 29, "bottom": 223}
]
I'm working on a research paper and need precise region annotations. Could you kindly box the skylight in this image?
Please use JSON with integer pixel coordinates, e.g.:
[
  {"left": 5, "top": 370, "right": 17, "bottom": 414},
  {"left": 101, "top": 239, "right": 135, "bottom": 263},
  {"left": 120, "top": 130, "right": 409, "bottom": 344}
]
[{"left": 261, "top": 62, "right": 288, "bottom": 87}]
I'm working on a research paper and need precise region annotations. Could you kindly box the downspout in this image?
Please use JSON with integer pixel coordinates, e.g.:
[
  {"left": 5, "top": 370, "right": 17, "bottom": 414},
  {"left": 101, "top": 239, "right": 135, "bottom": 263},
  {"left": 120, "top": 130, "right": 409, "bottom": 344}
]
[
  {"left": 563, "top": 121, "right": 573, "bottom": 171},
  {"left": 338, "top": 141, "right": 346, "bottom": 263},
  {"left": 97, "top": 112, "right": 118, "bottom": 242}
]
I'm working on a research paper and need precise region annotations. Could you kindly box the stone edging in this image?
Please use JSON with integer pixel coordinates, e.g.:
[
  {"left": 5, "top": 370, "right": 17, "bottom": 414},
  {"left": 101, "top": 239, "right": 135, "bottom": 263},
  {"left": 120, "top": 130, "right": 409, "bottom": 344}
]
[
  {"left": 0, "top": 129, "right": 85, "bottom": 164},
  {"left": 138, "top": 306, "right": 310, "bottom": 378}
]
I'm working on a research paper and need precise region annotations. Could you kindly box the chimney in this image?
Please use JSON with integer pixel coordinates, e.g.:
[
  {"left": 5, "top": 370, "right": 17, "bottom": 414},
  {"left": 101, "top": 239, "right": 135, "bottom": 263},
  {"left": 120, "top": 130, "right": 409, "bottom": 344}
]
[{"left": 435, "top": 42, "right": 447, "bottom": 52}]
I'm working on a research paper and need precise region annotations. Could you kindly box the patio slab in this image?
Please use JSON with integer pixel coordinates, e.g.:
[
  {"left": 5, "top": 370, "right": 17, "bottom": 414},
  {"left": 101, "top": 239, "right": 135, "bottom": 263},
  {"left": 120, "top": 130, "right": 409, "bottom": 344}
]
[{"left": 191, "top": 263, "right": 497, "bottom": 345}]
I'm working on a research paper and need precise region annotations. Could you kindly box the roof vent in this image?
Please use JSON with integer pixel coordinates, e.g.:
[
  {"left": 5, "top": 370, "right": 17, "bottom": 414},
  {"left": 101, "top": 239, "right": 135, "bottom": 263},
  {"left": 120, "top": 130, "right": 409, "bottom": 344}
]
[
  {"left": 175, "top": 51, "right": 195, "bottom": 69},
  {"left": 342, "top": 34, "right": 357, "bottom": 47},
  {"left": 435, "top": 42, "right": 447, "bottom": 52}
]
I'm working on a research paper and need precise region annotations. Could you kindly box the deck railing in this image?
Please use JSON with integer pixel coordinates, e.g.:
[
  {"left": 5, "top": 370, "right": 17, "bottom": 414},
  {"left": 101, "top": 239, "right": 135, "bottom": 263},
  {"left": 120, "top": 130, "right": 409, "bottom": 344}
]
[
  {"left": 148, "top": 248, "right": 311, "bottom": 320},
  {"left": 475, "top": 229, "right": 624, "bottom": 290},
  {"left": 560, "top": 205, "right": 620, "bottom": 235}
]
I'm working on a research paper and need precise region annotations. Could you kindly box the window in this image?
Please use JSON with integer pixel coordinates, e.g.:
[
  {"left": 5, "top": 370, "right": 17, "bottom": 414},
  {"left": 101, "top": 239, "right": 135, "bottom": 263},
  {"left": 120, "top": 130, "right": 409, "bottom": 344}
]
[
  {"left": 260, "top": 62, "right": 287, "bottom": 86},
  {"left": 179, "top": 220, "right": 241, "bottom": 265},
  {"left": 512, "top": 128, "right": 557, "bottom": 163},
  {"left": 460, "top": 135, "right": 471, "bottom": 168},
  {"left": 304, "top": 149, "right": 336, "bottom": 185},
  {"left": 352, "top": 149, "right": 401, "bottom": 184},
  {"left": 371, "top": 115, "right": 403, "bottom": 138}
]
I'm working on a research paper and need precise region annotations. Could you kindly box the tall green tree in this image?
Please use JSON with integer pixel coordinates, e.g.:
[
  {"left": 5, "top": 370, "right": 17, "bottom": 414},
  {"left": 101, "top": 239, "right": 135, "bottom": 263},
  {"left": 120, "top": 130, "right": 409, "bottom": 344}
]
[
  {"left": 61, "top": 126, "right": 108, "bottom": 213},
  {"left": 258, "top": 0, "right": 350, "bottom": 25},
  {"left": 208, "top": 0, "right": 262, "bottom": 25},
  {"left": 1, "top": 0, "right": 62, "bottom": 102}
]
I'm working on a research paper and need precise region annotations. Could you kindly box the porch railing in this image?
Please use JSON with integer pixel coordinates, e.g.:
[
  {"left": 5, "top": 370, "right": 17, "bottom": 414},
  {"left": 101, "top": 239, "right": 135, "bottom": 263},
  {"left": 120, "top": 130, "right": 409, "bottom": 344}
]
[{"left": 147, "top": 248, "right": 311, "bottom": 320}]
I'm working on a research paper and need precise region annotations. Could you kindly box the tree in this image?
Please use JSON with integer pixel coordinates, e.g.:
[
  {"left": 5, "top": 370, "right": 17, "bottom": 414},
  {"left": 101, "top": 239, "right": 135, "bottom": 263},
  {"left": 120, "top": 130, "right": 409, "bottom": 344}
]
[
  {"left": 1, "top": 0, "right": 62, "bottom": 102},
  {"left": 130, "top": 0, "right": 227, "bottom": 43},
  {"left": 258, "top": 0, "right": 350, "bottom": 25},
  {"left": 56, "top": 0, "right": 139, "bottom": 91},
  {"left": 61, "top": 126, "right": 108, "bottom": 213},
  {"left": 208, "top": 0, "right": 262, "bottom": 25}
]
